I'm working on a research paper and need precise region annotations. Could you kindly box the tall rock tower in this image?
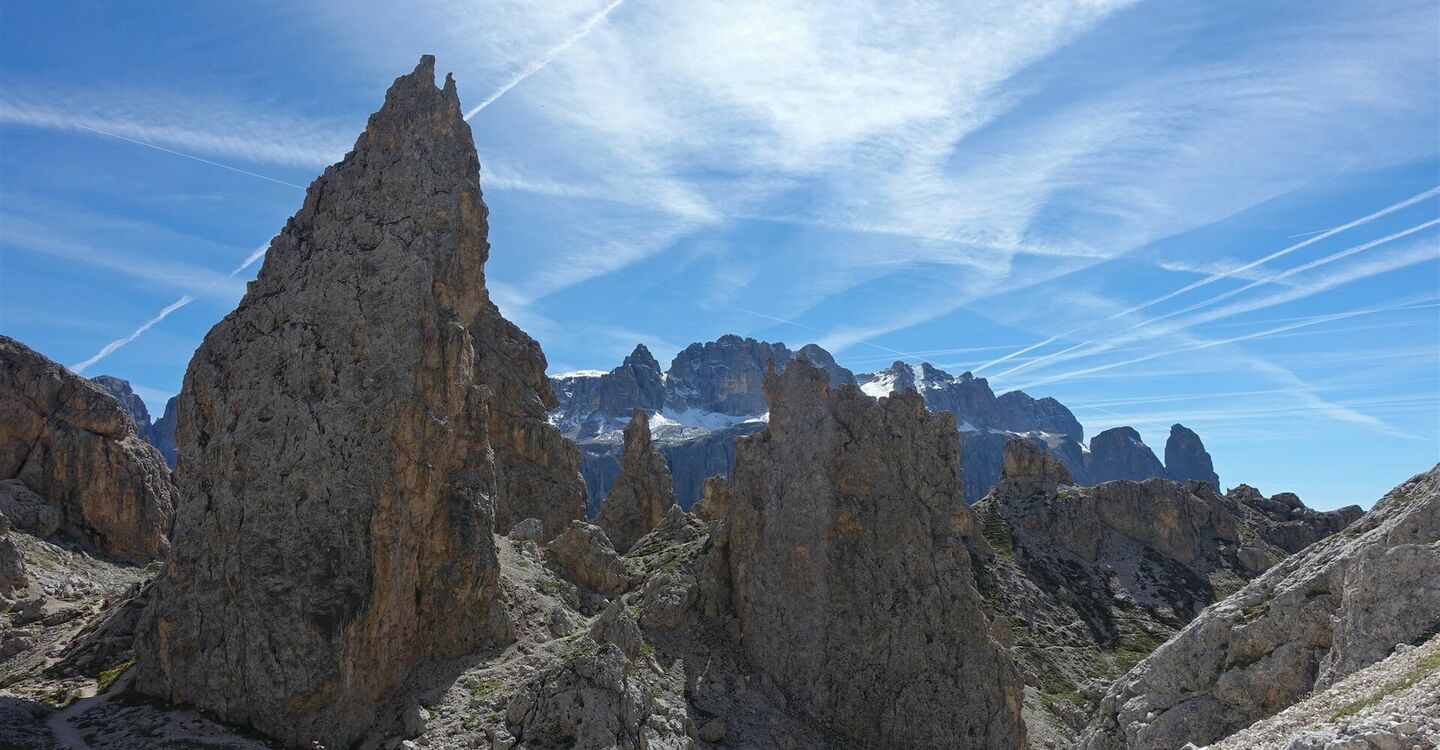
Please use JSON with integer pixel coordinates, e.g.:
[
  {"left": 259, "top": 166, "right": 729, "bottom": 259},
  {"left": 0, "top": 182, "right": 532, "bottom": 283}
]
[
  {"left": 135, "top": 56, "right": 582, "bottom": 746},
  {"left": 724, "top": 359, "right": 1026, "bottom": 749}
]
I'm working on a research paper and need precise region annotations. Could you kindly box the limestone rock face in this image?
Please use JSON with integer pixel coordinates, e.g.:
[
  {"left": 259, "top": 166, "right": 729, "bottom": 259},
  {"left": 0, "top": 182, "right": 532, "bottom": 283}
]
[
  {"left": 1226, "top": 484, "right": 1363, "bottom": 554},
  {"left": 594, "top": 410, "right": 676, "bottom": 553},
  {"left": 665, "top": 335, "right": 797, "bottom": 415},
  {"left": 723, "top": 358, "right": 1025, "bottom": 749},
  {"left": 0, "top": 479, "right": 60, "bottom": 538},
  {"left": 547, "top": 520, "right": 631, "bottom": 595},
  {"left": 0, "top": 336, "right": 176, "bottom": 561},
  {"left": 133, "top": 57, "right": 526, "bottom": 746},
  {"left": 148, "top": 396, "right": 179, "bottom": 468},
  {"left": 1163, "top": 423, "right": 1219, "bottom": 487},
  {"left": 1081, "top": 464, "right": 1440, "bottom": 750},
  {"left": 0, "top": 511, "right": 26, "bottom": 599},
  {"left": 1086, "top": 426, "right": 1169, "bottom": 484},
  {"left": 1000, "top": 436, "right": 1074, "bottom": 489},
  {"left": 90, "top": 375, "right": 152, "bottom": 431}
]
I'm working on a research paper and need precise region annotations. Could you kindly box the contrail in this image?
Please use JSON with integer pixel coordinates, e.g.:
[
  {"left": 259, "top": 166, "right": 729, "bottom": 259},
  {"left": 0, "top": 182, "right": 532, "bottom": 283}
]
[
  {"left": 74, "top": 124, "right": 306, "bottom": 190},
  {"left": 464, "top": 0, "right": 626, "bottom": 120},
  {"left": 991, "top": 218, "right": 1440, "bottom": 379},
  {"left": 70, "top": 243, "right": 271, "bottom": 374},
  {"left": 972, "top": 185, "right": 1440, "bottom": 374},
  {"left": 71, "top": 295, "right": 195, "bottom": 373}
]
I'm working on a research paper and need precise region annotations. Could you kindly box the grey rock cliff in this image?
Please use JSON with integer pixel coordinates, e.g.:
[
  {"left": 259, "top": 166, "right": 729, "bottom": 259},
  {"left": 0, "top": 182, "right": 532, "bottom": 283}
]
[
  {"left": 972, "top": 439, "right": 1363, "bottom": 744},
  {"left": 594, "top": 409, "right": 676, "bottom": 553},
  {"left": 721, "top": 358, "right": 1026, "bottom": 748},
  {"left": 1163, "top": 423, "right": 1219, "bottom": 487},
  {"left": 1087, "top": 426, "right": 1169, "bottom": 483},
  {"left": 148, "top": 396, "right": 179, "bottom": 468},
  {"left": 90, "top": 375, "right": 152, "bottom": 431},
  {"left": 1081, "top": 464, "right": 1440, "bottom": 750},
  {"left": 0, "top": 336, "right": 176, "bottom": 561},
  {"left": 133, "top": 57, "right": 533, "bottom": 746}
]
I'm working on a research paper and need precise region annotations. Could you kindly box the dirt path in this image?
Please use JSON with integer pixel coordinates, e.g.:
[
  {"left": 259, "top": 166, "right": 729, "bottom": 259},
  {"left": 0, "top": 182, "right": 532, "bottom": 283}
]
[{"left": 46, "top": 668, "right": 131, "bottom": 750}]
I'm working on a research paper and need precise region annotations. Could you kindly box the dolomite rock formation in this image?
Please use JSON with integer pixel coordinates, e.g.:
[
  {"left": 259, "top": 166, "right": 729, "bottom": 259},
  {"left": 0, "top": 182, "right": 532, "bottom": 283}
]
[
  {"left": 1082, "top": 464, "right": 1440, "bottom": 750},
  {"left": 594, "top": 409, "right": 677, "bottom": 552},
  {"left": 0, "top": 336, "right": 176, "bottom": 561},
  {"left": 133, "top": 56, "right": 543, "bottom": 746},
  {"left": 90, "top": 375, "right": 151, "bottom": 431},
  {"left": 722, "top": 358, "right": 1025, "bottom": 749},
  {"left": 1164, "top": 423, "right": 1219, "bottom": 487},
  {"left": 1087, "top": 426, "right": 1169, "bottom": 483},
  {"left": 971, "top": 438, "right": 1368, "bottom": 745}
]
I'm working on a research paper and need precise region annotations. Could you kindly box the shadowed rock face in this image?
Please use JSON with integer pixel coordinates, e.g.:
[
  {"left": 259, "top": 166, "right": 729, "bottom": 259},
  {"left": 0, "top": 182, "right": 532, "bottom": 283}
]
[
  {"left": 723, "top": 358, "right": 1025, "bottom": 749},
  {"left": 1087, "top": 426, "right": 1169, "bottom": 483},
  {"left": 594, "top": 409, "right": 676, "bottom": 552},
  {"left": 0, "top": 337, "right": 176, "bottom": 561},
  {"left": 1081, "top": 464, "right": 1440, "bottom": 750},
  {"left": 1164, "top": 423, "right": 1219, "bottom": 487},
  {"left": 133, "top": 56, "right": 549, "bottom": 746},
  {"left": 90, "top": 375, "right": 152, "bottom": 430},
  {"left": 148, "top": 396, "right": 179, "bottom": 468}
]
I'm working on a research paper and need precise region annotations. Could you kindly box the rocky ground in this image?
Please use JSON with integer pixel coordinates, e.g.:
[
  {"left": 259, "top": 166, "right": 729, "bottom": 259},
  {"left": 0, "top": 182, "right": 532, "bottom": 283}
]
[{"left": 1202, "top": 634, "right": 1440, "bottom": 750}]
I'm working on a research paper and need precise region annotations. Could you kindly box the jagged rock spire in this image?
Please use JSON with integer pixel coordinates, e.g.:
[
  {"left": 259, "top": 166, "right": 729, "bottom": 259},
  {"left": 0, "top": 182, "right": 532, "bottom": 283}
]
[
  {"left": 594, "top": 408, "right": 676, "bottom": 552},
  {"left": 134, "top": 56, "right": 581, "bottom": 746},
  {"left": 721, "top": 358, "right": 1025, "bottom": 748}
]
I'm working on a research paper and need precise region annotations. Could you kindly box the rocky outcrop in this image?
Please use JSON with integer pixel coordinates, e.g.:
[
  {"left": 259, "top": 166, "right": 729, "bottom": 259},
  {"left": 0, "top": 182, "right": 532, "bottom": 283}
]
[
  {"left": 1081, "top": 464, "right": 1440, "bottom": 750},
  {"left": 148, "top": 396, "right": 179, "bottom": 468},
  {"left": 0, "top": 510, "right": 26, "bottom": 600},
  {"left": 594, "top": 410, "right": 676, "bottom": 553},
  {"left": 665, "top": 335, "right": 797, "bottom": 415},
  {"left": 0, "top": 336, "right": 176, "bottom": 561},
  {"left": 90, "top": 375, "right": 151, "bottom": 431},
  {"left": 549, "top": 344, "right": 666, "bottom": 441},
  {"left": 858, "top": 361, "right": 1084, "bottom": 440},
  {"left": 971, "top": 438, "right": 1368, "bottom": 744},
  {"left": 1086, "top": 426, "right": 1169, "bottom": 483},
  {"left": 720, "top": 358, "right": 1025, "bottom": 748},
  {"left": 547, "top": 520, "right": 631, "bottom": 595},
  {"left": 1164, "top": 423, "right": 1219, "bottom": 487},
  {"left": 794, "top": 343, "right": 856, "bottom": 386},
  {"left": 1226, "top": 484, "right": 1363, "bottom": 554},
  {"left": 133, "top": 57, "right": 530, "bottom": 747}
]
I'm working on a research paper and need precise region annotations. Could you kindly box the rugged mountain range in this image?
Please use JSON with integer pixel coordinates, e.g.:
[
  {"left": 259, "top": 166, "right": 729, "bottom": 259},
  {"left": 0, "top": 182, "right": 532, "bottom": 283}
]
[
  {"left": 0, "top": 56, "right": 1431, "bottom": 750},
  {"left": 553, "top": 340, "right": 1226, "bottom": 509}
]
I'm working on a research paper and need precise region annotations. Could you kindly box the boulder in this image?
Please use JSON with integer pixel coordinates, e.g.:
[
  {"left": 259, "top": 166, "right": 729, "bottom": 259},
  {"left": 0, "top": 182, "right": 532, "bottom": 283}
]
[{"left": 547, "top": 521, "right": 631, "bottom": 595}]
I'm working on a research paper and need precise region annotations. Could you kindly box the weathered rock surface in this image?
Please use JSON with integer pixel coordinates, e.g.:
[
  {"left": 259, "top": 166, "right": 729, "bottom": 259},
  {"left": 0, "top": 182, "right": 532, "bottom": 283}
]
[
  {"left": 148, "top": 396, "right": 179, "bottom": 468},
  {"left": 1202, "top": 633, "right": 1440, "bottom": 750},
  {"left": 720, "top": 358, "right": 1025, "bottom": 748},
  {"left": 595, "top": 409, "right": 677, "bottom": 553},
  {"left": 90, "top": 375, "right": 152, "bottom": 431},
  {"left": 547, "top": 520, "right": 631, "bottom": 595},
  {"left": 973, "top": 438, "right": 1364, "bottom": 745},
  {"left": 0, "top": 336, "right": 176, "bottom": 561},
  {"left": 0, "top": 479, "right": 60, "bottom": 538},
  {"left": 551, "top": 336, "right": 851, "bottom": 513},
  {"left": 1081, "top": 464, "right": 1440, "bottom": 750},
  {"left": 1164, "top": 423, "right": 1219, "bottom": 487},
  {"left": 1087, "top": 426, "right": 1170, "bottom": 484},
  {"left": 1227, "top": 484, "right": 1364, "bottom": 554},
  {"left": 0, "top": 511, "right": 26, "bottom": 599},
  {"left": 133, "top": 56, "right": 528, "bottom": 747}
]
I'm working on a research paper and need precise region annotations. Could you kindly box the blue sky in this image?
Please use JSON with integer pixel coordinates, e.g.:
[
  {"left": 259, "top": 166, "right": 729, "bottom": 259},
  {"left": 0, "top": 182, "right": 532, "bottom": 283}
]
[{"left": 1, "top": 0, "right": 1436, "bottom": 509}]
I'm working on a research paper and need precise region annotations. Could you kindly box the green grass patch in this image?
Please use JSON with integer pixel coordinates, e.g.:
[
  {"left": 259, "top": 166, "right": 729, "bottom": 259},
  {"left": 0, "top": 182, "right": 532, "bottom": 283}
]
[
  {"left": 980, "top": 506, "right": 1015, "bottom": 557},
  {"left": 96, "top": 658, "right": 135, "bottom": 693},
  {"left": 535, "top": 578, "right": 564, "bottom": 596}
]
